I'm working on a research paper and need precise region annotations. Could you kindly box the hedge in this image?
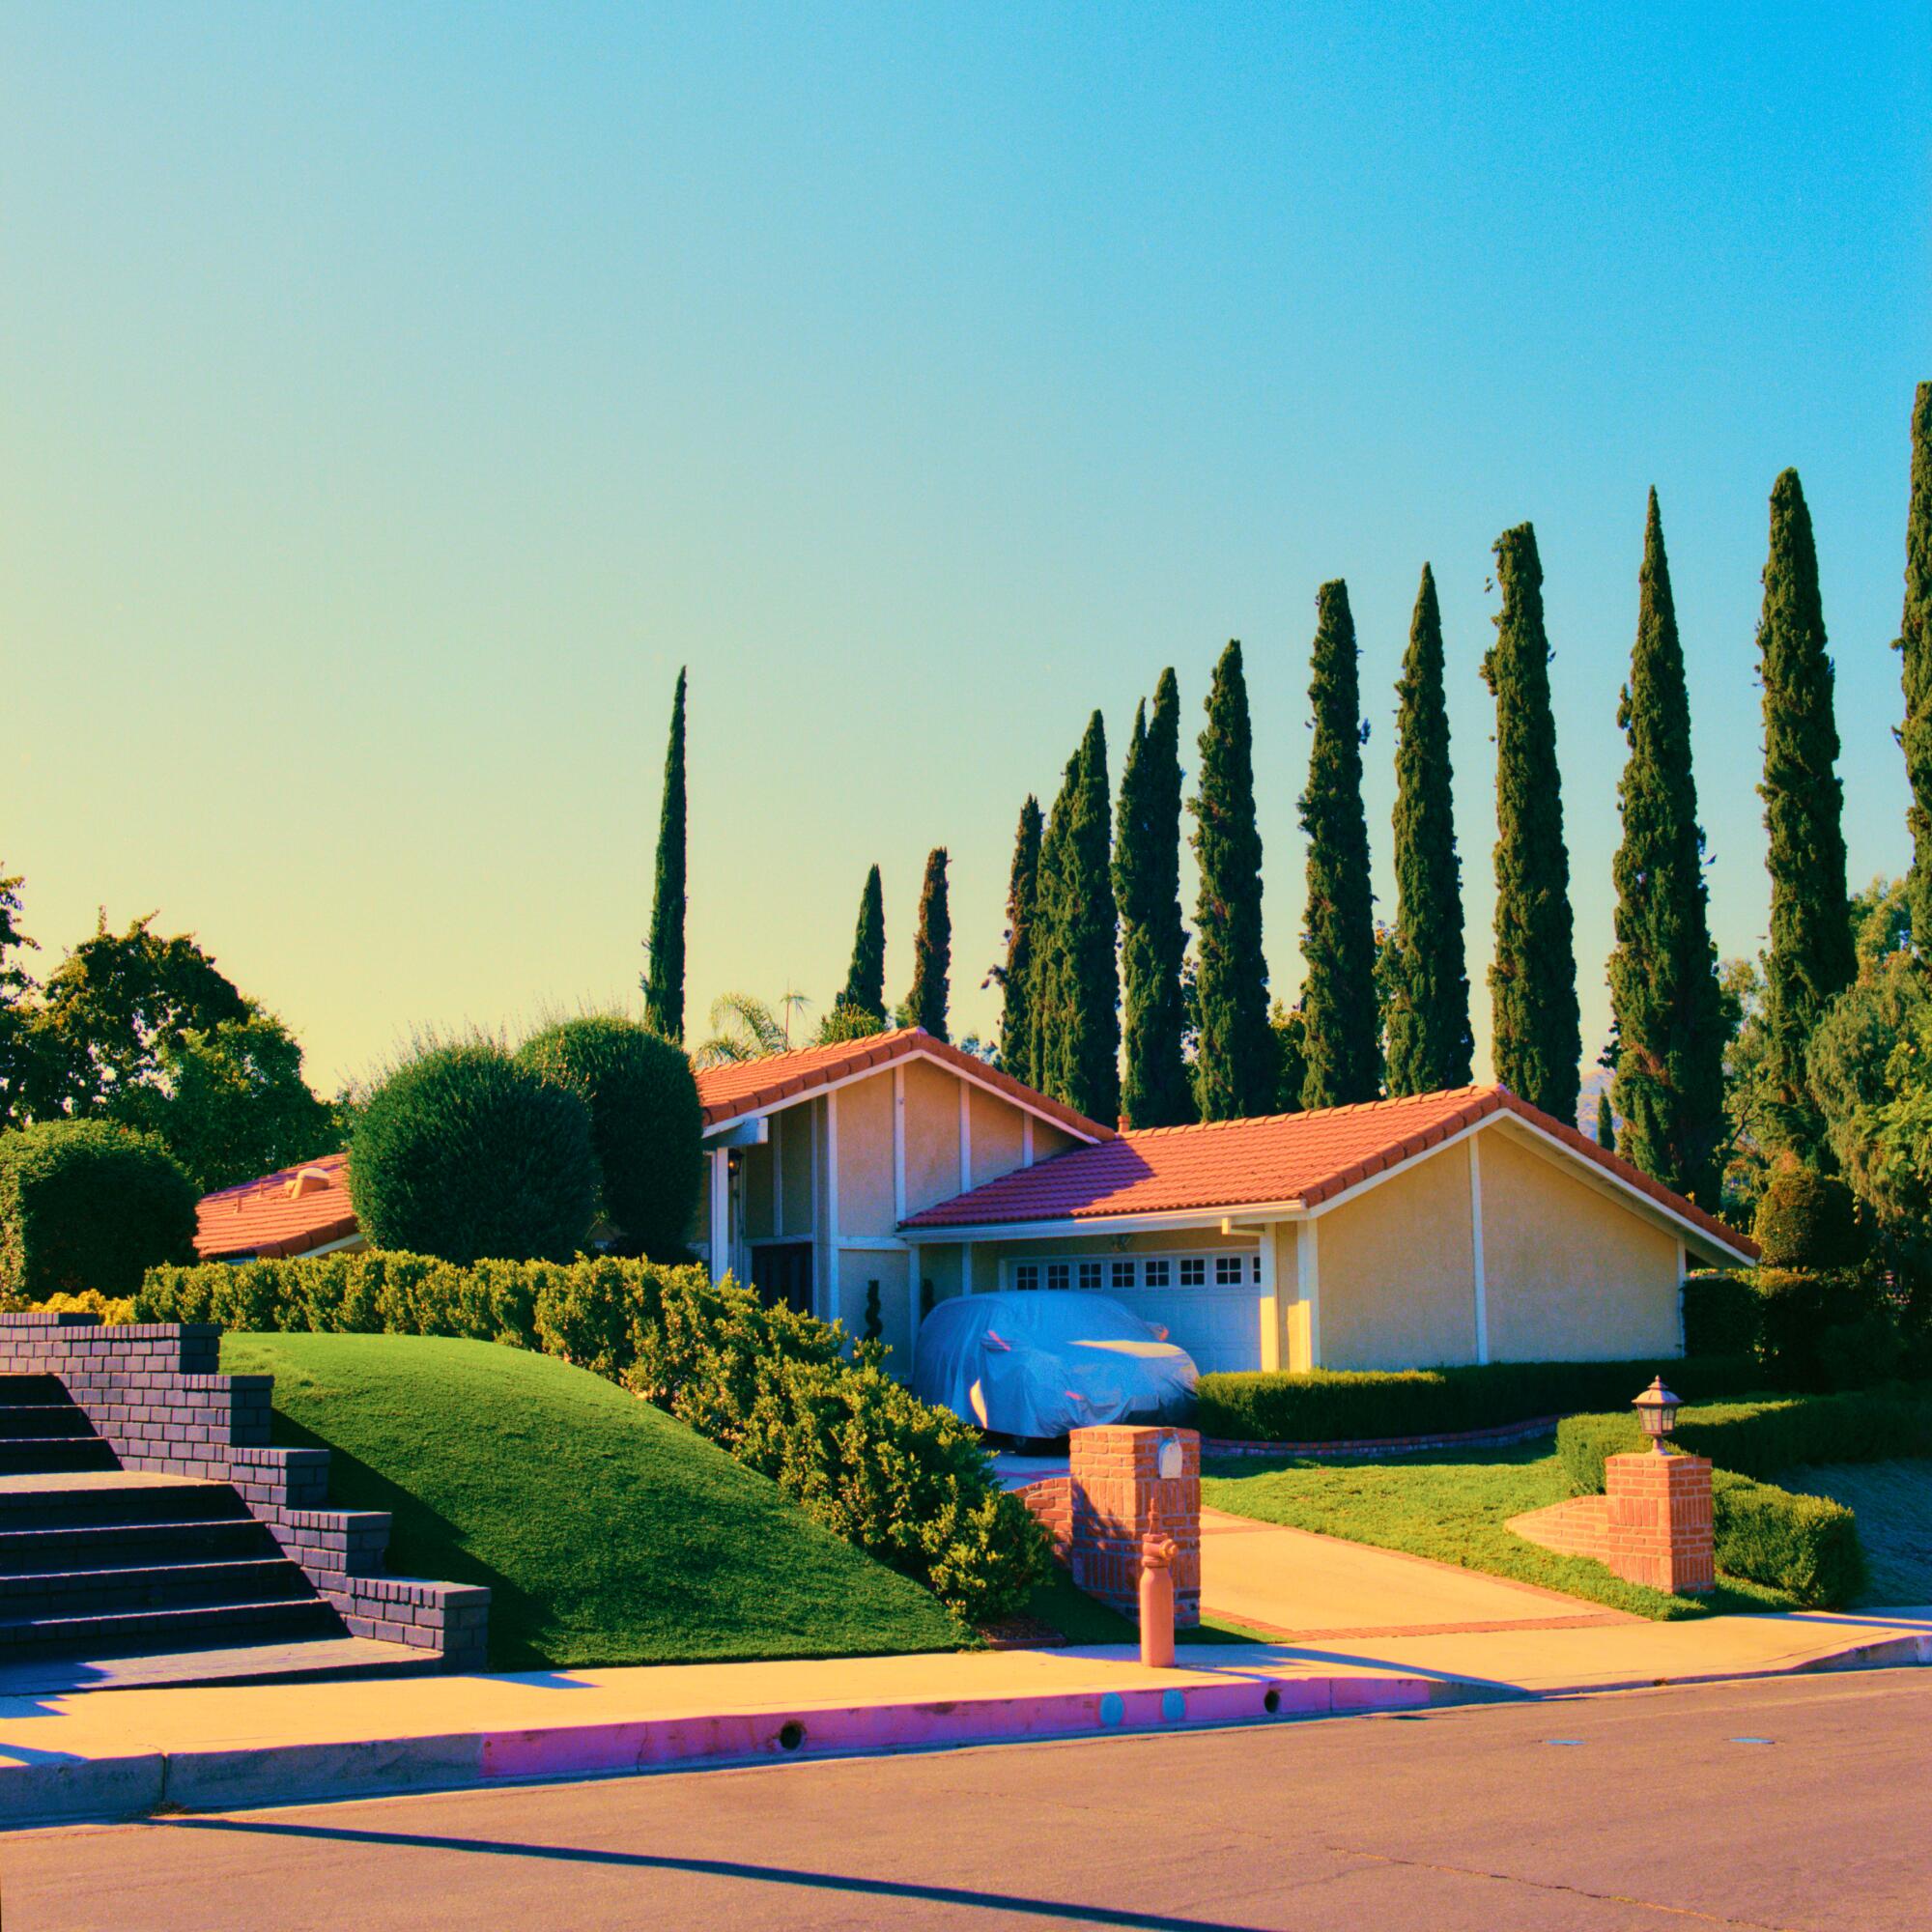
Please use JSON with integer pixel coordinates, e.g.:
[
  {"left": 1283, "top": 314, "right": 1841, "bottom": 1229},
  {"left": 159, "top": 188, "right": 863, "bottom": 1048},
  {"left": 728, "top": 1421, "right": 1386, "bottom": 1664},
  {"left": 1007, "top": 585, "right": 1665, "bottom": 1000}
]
[
  {"left": 1710, "top": 1469, "right": 1864, "bottom": 1609},
  {"left": 1556, "top": 1389, "right": 1932, "bottom": 1494},
  {"left": 136, "top": 1254, "right": 1049, "bottom": 1626},
  {"left": 0, "top": 1120, "right": 196, "bottom": 1302},
  {"left": 1192, "top": 1356, "right": 1761, "bottom": 1446}
]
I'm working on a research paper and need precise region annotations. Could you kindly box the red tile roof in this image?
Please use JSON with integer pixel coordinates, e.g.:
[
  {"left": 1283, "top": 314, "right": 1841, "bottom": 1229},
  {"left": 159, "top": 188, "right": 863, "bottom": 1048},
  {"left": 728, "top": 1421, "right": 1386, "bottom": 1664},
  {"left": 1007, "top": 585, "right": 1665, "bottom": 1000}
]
[
  {"left": 902, "top": 1084, "right": 1755, "bottom": 1260},
  {"left": 694, "top": 1026, "right": 1114, "bottom": 1143},
  {"left": 194, "top": 1151, "right": 359, "bottom": 1261}
]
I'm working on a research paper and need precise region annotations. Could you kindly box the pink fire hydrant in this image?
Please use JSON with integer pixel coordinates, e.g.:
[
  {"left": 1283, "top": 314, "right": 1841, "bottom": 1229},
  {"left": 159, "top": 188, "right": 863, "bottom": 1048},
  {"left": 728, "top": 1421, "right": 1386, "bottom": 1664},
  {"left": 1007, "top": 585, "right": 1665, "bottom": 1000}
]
[{"left": 1139, "top": 1535, "right": 1179, "bottom": 1668}]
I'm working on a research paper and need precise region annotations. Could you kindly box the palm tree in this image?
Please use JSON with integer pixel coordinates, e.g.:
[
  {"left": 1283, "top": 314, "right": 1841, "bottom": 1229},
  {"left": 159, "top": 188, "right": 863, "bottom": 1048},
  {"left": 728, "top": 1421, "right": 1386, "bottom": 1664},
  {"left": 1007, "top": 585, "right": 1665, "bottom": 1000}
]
[{"left": 693, "top": 990, "right": 811, "bottom": 1067}]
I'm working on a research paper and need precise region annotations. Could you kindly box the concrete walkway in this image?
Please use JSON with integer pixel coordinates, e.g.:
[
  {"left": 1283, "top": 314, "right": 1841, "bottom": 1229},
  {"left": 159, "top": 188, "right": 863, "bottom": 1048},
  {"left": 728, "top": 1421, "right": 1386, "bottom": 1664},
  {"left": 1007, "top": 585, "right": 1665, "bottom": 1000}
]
[{"left": 3, "top": 1605, "right": 1929, "bottom": 1829}]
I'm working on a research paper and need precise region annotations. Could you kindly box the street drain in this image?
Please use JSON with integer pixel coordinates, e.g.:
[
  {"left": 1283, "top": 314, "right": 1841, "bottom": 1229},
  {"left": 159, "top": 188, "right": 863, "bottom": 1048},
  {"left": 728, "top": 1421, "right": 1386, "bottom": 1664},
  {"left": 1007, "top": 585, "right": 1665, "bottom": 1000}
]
[{"left": 778, "top": 1721, "right": 806, "bottom": 1751}]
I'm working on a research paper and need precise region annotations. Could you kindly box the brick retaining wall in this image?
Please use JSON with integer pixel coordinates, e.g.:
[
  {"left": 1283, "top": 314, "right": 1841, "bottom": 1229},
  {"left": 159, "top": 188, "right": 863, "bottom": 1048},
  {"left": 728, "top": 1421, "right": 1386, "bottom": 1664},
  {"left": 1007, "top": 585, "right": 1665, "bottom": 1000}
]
[
  {"left": 1509, "top": 1449, "right": 1714, "bottom": 1596},
  {"left": 0, "top": 1314, "right": 489, "bottom": 1665}
]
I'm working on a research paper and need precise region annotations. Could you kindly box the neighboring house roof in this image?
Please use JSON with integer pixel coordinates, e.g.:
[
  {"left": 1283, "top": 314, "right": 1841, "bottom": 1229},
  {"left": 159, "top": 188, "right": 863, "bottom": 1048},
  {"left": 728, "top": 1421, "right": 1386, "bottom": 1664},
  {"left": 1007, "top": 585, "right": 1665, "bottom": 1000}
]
[
  {"left": 194, "top": 1151, "right": 359, "bottom": 1261},
  {"left": 695, "top": 1026, "right": 1115, "bottom": 1143},
  {"left": 901, "top": 1084, "right": 1755, "bottom": 1262}
]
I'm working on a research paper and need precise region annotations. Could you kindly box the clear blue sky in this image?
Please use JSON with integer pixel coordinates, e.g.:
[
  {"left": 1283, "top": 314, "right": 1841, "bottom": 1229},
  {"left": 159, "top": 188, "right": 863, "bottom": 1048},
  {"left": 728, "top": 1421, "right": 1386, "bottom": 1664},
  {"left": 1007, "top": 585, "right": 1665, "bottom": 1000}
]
[{"left": 4, "top": 5, "right": 1928, "bottom": 1102}]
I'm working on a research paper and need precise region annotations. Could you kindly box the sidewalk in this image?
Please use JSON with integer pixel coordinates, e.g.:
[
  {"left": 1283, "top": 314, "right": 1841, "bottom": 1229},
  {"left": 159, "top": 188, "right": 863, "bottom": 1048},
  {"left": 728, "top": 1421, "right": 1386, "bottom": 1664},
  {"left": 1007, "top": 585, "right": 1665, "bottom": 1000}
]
[{"left": 3, "top": 1605, "right": 1929, "bottom": 1829}]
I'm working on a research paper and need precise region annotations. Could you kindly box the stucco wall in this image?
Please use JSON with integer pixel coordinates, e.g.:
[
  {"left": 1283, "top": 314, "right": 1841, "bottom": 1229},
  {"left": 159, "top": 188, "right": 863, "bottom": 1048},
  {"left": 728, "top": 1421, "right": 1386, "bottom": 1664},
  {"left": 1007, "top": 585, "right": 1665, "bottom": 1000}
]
[
  {"left": 1032, "top": 1121, "right": 1082, "bottom": 1161},
  {"left": 836, "top": 1071, "right": 896, "bottom": 1236},
  {"left": 903, "top": 1060, "right": 965, "bottom": 1217},
  {"left": 1315, "top": 1143, "right": 1479, "bottom": 1370},
  {"left": 968, "top": 1087, "right": 1025, "bottom": 1187},
  {"left": 839, "top": 1248, "right": 912, "bottom": 1361},
  {"left": 741, "top": 1140, "right": 775, "bottom": 1241},
  {"left": 1480, "top": 1125, "right": 1682, "bottom": 1360},
  {"left": 779, "top": 1108, "right": 814, "bottom": 1239}
]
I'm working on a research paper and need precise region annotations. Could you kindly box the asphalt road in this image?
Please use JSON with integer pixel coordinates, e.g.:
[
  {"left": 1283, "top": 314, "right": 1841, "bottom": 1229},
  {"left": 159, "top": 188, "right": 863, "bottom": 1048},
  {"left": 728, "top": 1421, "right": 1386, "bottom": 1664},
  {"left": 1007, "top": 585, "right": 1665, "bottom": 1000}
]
[{"left": 8, "top": 1668, "right": 1932, "bottom": 1931}]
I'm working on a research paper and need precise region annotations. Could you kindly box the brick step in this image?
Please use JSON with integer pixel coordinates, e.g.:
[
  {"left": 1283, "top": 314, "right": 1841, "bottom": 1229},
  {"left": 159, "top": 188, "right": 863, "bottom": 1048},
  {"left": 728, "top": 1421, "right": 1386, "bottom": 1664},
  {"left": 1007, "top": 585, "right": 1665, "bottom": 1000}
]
[
  {"left": 0, "top": 1375, "right": 71, "bottom": 1406},
  {"left": 0, "top": 1406, "right": 96, "bottom": 1441},
  {"left": 0, "top": 1595, "right": 341, "bottom": 1657},
  {"left": 0, "top": 1437, "right": 119, "bottom": 1475},
  {"left": 0, "top": 1516, "right": 277, "bottom": 1571},
  {"left": 0, "top": 1482, "right": 246, "bottom": 1531},
  {"left": 0, "top": 1557, "right": 314, "bottom": 1616}
]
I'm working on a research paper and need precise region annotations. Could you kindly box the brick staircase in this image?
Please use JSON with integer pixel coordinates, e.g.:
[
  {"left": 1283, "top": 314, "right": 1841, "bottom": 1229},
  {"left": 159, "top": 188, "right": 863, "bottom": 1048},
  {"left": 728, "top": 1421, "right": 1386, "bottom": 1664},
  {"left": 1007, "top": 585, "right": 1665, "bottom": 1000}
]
[{"left": 0, "top": 1316, "right": 490, "bottom": 1689}]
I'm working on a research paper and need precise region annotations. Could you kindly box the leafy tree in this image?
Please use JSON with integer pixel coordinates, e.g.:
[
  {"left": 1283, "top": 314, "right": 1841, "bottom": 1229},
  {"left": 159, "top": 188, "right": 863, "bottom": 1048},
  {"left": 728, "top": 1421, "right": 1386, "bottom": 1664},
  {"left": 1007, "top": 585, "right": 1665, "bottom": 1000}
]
[
  {"left": 517, "top": 1013, "right": 702, "bottom": 1260},
  {"left": 1596, "top": 1092, "right": 1616, "bottom": 1152},
  {"left": 1900, "top": 385, "right": 1932, "bottom": 952},
  {"left": 1383, "top": 565, "right": 1471, "bottom": 1095},
  {"left": 813, "top": 1001, "right": 889, "bottom": 1048},
  {"left": 1190, "top": 642, "right": 1272, "bottom": 1120},
  {"left": 993, "top": 798, "right": 1043, "bottom": 1081},
  {"left": 837, "top": 866, "right": 888, "bottom": 1021},
  {"left": 1481, "top": 523, "right": 1580, "bottom": 1122},
  {"left": 642, "top": 668, "right": 689, "bottom": 1043},
  {"left": 1032, "top": 714, "right": 1119, "bottom": 1122},
  {"left": 901, "top": 847, "right": 951, "bottom": 1040},
  {"left": 1268, "top": 998, "right": 1307, "bottom": 1114},
  {"left": 0, "top": 869, "right": 37, "bottom": 1131},
  {"left": 1115, "top": 672, "right": 1192, "bottom": 1126},
  {"left": 1297, "top": 581, "right": 1381, "bottom": 1107},
  {"left": 1757, "top": 468, "right": 1854, "bottom": 1159},
  {"left": 1605, "top": 492, "right": 1726, "bottom": 1205},
  {"left": 108, "top": 1009, "right": 339, "bottom": 1195},
  {"left": 20, "top": 915, "right": 250, "bottom": 1120}
]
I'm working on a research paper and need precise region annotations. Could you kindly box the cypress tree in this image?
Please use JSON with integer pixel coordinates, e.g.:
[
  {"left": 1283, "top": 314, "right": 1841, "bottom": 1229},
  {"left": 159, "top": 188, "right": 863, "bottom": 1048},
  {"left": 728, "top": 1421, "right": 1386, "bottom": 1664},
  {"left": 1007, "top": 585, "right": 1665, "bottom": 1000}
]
[
  {"left": 1033, "top": 714, "right": 1120, "bottom": 1122},
  {"left": 642, "top": 668, "right": 688, "bottom": 1042},
  {"left": 1901, "top": 384, "right": 1932, "bottom": 953},
  {"left": 1481, "top": 524, "right": 1581, "bottom": 1123},
  {"left": 1190, "top": 641, "right": 1272, "bottom": 1120},
  {"left": 903, "top": 848, "right": 951, "bottom": 1041},
  {"left": 1606, "top": 492, "right": 1726, "bottom": 1204},
  {"left": 1115, "top": 671, "right": 1193, "bottom": 1126},
  {"left": 1384, "top": 565, "right": 1471, "bottom": 1094},
  {"left": 996, "top": 799, "right": 1043, "bottom": 1077},
  {"left": 1596, "top": 1092, "right": 1616, "bottom": 1153},
  {"left": 1758, "top": 468, "right": 1854, "bottom": 1155},
  {"left": 1297, "top": 581, "right": 1382, "bottom": 1107},
  {"left": 838, "top": 865, "right": 887, "bottom": 1020}
]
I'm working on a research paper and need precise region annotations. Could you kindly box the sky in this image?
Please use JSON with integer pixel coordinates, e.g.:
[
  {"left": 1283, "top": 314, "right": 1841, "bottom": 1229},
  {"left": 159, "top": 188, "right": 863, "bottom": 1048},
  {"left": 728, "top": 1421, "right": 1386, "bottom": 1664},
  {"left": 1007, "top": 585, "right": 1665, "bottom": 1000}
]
[{"left": 4, "top": 4, "right": 1929, "bottom": 1105}]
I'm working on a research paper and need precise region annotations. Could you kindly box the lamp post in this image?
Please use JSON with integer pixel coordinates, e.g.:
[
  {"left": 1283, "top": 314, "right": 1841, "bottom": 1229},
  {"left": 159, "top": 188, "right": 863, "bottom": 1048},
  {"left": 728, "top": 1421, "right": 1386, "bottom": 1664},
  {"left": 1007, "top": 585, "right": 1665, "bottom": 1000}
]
[{"left": 1633, "top": 1377, "right": 1682, "bottom": 1455}]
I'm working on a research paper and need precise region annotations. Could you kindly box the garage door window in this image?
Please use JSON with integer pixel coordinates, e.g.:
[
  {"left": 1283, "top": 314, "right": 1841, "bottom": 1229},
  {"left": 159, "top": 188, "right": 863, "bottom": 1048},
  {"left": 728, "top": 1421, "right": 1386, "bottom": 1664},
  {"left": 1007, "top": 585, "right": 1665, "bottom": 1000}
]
[
  {"left": 1179, "top": 1258, "right": 1206, "bottom": 1286},
  {"left": 1144, "top": 1259, "right": 1170, "bottom": 1287},
  {"left": 998, "top": 1252, "right": 1263, "bottom": 1294},
  {"left": 1110, "top": 1260, "right": 1135, "bottom": 1291}
]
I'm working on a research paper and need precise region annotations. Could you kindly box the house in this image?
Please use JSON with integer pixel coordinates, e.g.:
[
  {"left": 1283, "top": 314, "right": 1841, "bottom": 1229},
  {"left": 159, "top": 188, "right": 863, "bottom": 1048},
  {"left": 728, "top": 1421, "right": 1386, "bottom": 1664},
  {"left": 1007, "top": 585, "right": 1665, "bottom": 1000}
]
[
  {"left": 696, "top": 1028, "right": 1754, "bottom": 1374},
  {"left": 195, "top": 1026, "right": 1755, "bottom": 1375}
]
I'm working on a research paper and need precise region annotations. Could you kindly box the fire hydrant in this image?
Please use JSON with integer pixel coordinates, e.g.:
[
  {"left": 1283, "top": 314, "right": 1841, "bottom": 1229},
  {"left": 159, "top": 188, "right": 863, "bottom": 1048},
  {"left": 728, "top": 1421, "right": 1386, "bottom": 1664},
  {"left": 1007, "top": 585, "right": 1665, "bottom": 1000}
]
[{"left": 1139, "top": 1535, "right": 1179, "bottom": 1668}]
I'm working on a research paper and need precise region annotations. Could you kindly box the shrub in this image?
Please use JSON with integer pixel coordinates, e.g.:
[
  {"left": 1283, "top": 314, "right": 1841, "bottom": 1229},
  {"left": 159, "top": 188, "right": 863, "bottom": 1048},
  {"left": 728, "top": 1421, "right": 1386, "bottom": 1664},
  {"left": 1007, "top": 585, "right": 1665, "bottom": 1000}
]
[
  {"left": 348, "top": 1044, "right": 598, "bottom": 1264},
  {"left": 17, "top": 1290, "right": 136, "bottom": 1323},
  {"left": 1192, "top": 1356, "right": 1760, "bottom": 1446},
  {"left": 1557, "top": 1389, "right": 1932, "bottom": 1494},
  {"left": 1752, "top": 1166, "right": 1862, "bottom": 1269},
  {"left": 0, "top": 1121, "right": 195, "bottom": 1301},
  {"left": 1681, "top": 1273, "right": 1757, "bottom": 1357},
  {"left": 137, "top": 1251, "right": 1048, "bottom": 1625},
  {"left": 1751, "top": 1268, "right": 1886, "bottom": 1390},
  {"left": 1711, "top": 1469, "right": 1865, "bottom": 1609},
  {"left": 515, "top": 1016, "right": 701, "bottom": 1262}
]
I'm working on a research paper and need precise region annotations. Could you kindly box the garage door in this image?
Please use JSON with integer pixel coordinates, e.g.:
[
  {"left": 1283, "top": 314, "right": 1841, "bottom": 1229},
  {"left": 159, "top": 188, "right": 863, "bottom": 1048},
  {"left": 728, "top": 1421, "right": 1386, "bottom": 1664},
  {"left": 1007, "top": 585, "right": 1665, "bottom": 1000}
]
[{"left": 1103, "top": 1286, "right": 1263, "bottom": 1376}]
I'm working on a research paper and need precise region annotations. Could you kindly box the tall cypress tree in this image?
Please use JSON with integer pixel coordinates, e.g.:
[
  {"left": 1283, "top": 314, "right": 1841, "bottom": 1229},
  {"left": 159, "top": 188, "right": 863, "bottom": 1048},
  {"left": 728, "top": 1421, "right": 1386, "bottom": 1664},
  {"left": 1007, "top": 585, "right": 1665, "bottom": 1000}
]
[
  {"left": 1901, "top": 384, "right": 1932, "bottom": 953},
  {"left": 1297, "top": 581, "right": 1382, "bottom": 1108},
  {"left": 1606, "top": 492, "right": 1726, "bottom": 1204},
  {"left": 903, "top": 847, "right": 951, "bottom": 1040},
  {"left": 997, "top": 798, "right": 1043, "bottom": 1078},
  {"left": 1481, "top": 524, "right": 1580, "bottom": 1122},
  {"left": 838, "top": 865, "right": 887, "bottom": 1019},
  {"left": 1115, "top": 671, "right": 1193, "bottom": 1126},
  {"left": 1190, "top": 641, "right": 1272, "bottom": 1120},
  {"left": 1758, "top": 468, "right": 1854, "bottom": 1155},
  {"left": 1596, "top": 1091, "right": 1616, "bottom": 1153},
  {"left": 642, "top": 668, "right": 688, "bottom": 1042},
  {"left": 1384, "top": 564, "right": 1471, "bottom": 1095}
]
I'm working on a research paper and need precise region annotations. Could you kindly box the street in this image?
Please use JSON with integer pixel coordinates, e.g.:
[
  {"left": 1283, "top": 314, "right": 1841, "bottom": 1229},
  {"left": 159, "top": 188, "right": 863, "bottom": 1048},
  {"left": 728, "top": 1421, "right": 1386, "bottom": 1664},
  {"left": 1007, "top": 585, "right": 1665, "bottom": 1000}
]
[{"left": 6, "top": 1667, "right": 1929, "bottom": 1931}]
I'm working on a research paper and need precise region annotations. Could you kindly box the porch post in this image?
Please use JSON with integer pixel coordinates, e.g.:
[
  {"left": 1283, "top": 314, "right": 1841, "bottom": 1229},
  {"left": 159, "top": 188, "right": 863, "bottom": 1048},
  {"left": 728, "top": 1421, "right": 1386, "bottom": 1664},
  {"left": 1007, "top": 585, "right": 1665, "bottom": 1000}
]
[{"left": 707, "top": 1149, "right": 729, "bottom": 1284}]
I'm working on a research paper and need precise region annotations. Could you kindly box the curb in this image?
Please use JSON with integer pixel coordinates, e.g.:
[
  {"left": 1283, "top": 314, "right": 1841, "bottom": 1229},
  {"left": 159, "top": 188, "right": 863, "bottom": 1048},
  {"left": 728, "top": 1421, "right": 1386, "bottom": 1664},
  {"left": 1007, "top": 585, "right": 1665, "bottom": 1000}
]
[{"left": 0, "top": 1669, "right": 1482, "bottom": 1828}]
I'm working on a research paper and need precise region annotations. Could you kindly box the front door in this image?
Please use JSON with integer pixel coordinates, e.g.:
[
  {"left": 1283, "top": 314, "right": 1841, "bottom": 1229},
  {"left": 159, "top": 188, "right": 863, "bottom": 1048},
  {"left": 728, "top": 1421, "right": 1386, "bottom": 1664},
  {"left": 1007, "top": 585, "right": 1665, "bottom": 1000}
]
[{"left": 751, "top": 1242, "right": 813, "bottom": 1317}]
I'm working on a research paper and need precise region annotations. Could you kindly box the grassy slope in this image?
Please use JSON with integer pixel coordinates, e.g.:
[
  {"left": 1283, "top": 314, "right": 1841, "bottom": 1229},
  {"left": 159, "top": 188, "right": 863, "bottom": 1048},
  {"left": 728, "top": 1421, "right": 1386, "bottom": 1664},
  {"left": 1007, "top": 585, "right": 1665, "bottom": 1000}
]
[
  {"left": 1202, "top": 1440, "right": 1799, "bottom": 1621},
  {"left": 221, "top": 1332, "right": 964, "bottom": 1669},
  {"left": 1779, "top": 1460, "right": 1932, "bottom": 1607}
]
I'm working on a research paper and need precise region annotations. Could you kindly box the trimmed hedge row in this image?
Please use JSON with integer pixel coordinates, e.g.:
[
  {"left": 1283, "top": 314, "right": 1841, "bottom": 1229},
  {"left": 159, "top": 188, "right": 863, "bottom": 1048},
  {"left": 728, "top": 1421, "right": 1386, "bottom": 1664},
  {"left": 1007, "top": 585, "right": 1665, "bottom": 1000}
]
[
  {"left": 136, "top": 1255, "right": 1049, "bottom": 1626},
  {"left": 1682, "top": 1269, "right": 1911, "bottom": 1391},
  {"left": 1192, "top": 1356, "right": 1761, "bottom": 1446},
  {"left": 1555, "top": 1390, "right": 1932, "bottom": 1494},
  {"left": 1710, "top": 1470, "right": 1865, "bottom": 1609}
]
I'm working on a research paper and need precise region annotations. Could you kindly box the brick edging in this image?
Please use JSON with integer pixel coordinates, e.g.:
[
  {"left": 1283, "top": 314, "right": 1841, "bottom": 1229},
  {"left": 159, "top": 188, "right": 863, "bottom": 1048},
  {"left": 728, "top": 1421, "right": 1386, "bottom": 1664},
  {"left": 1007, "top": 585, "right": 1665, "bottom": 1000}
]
[{"left": 1202, "top": 1415, "right": 1563, "bottom": 1459}]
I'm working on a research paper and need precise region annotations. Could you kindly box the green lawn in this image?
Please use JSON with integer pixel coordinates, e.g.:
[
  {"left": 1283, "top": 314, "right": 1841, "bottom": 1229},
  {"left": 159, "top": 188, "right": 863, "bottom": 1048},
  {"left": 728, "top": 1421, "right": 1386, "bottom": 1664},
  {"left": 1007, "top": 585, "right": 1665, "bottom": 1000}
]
[
  {"left": 1778, "top": 1460, "right": 1932, "bottom": 1607},
  {"left": 1202, "top": 1441, "right": 1801, "bottom": 1621},
  {"left": 221, "top": 1332, "right": 966, "bottom": 1669}
]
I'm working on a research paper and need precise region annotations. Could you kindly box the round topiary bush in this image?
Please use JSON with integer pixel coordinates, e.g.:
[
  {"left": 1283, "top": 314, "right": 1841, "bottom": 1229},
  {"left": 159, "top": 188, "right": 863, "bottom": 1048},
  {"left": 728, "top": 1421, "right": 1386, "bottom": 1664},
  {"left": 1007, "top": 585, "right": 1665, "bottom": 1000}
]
[
  {"left": 515, "top": 1015, "right": 702, "bottom": 1261},
  {"left": 349, "top": 1044, "right": 598, "bottom": 1264},
  {"left": 0, "top": 1120, "right": 197, "bottom": 1301},
  {"left": 1752, "top": 1165, "right": 1862, "bottom": 1269}
]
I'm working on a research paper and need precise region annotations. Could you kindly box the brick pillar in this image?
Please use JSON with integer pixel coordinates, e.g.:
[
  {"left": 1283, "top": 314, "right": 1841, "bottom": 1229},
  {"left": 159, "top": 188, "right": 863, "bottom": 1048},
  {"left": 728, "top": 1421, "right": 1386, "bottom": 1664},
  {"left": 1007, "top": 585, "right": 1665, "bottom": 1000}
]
[
  {"left": 1068, "top": 1426, "right": 1201, "bottom": 1628},
  {"left": 1603, "top": 1451, "right": 1714, "bottom": 1595}
]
